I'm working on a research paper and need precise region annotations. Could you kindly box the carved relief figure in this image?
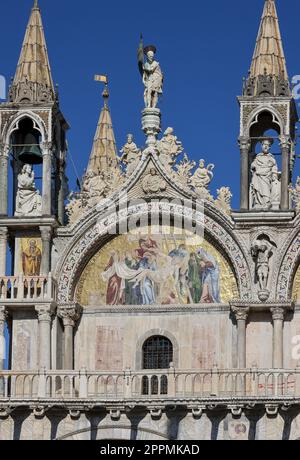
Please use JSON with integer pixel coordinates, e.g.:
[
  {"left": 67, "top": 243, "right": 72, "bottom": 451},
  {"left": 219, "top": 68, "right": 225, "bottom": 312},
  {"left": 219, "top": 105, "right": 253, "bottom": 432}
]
[
  {"left": 139, "top": 44, "right": 164, "bottom": 109},
  {"left": 22, "top": 240, "right": 42, "bottom": 276},
  {"left": 250, "top": 140, "right": 279, "bottom": 209},
  {"left": 83, "top": 171, "right": 109, "bottom": 198},
  {"left": 15, "top": 165, "right": 42, "bottom": 217},
  {"left": 119, "top": 134, "right": 141, "bottom": 175},
  {"left": 142, "top": 168, "right": 167, "bottom": 194},
  {"left": 157, "top": 128, "right": 184, "bottom": 168}
]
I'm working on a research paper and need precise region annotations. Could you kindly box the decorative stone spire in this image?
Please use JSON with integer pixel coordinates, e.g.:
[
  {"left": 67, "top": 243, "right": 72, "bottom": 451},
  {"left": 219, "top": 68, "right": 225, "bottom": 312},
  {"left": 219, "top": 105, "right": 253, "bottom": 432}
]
[
  {"left": 243, "top": 0, "right": 290, "bottom": 97},
  {"left": 9, "top": 0, "right": 55, "bottom": 103},
  {"left": 87, "top": 82, "right": 119, "bottom": 175}
]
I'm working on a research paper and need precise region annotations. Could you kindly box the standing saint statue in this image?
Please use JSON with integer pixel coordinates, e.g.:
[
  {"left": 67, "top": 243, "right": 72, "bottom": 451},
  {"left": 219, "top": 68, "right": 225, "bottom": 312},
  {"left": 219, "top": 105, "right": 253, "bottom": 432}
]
[
  {"left": 15, "top": 164, "right": 42, "bottom": 217},
  {"left": 250, "top": 140, "right": 279, "bottom": 210},
  {"left": 157, "top": 127, "right": 184, "bottom": 168},
  {"left": 119, "top": 134, "right": 141, "bottom": 175},
  {"left": 138, "top": 37, "right": 163, "bottom": 109}
]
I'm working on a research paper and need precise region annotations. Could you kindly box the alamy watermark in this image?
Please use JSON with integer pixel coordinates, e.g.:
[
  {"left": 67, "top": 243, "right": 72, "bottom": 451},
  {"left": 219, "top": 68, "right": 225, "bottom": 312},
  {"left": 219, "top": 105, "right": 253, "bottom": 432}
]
[{"left": 95, "top": 193, "right": 205, "bottom": 241}]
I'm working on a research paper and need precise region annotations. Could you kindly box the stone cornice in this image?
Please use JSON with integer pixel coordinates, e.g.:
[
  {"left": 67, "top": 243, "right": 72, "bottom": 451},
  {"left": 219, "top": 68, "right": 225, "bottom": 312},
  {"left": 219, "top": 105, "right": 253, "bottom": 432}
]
[{"left": 81, "top": 304, "right": 231, "bottom": 315}]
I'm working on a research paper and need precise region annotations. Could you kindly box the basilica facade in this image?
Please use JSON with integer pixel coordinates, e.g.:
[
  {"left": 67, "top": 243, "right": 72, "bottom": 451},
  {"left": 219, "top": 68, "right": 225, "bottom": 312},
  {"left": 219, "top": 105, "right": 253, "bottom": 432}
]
[{"left": 1, "top": 0, "right": 300, "bottom": 440}]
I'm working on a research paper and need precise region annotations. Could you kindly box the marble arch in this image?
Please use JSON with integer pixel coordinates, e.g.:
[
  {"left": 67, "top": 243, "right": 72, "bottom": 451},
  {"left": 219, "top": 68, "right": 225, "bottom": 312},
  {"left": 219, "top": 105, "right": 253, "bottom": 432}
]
[{"left": 56, "top": 201, "right": 252, "bottom": 304}]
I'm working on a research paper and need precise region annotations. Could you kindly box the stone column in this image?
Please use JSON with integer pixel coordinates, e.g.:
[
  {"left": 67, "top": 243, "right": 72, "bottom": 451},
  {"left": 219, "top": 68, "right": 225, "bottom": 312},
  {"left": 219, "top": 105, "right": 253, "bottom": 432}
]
[
  {"left": 0, "top": 228, "right": 8, "bottom": 276},
  {"left": 41, "top": 142, "right": 53, "bottom": 216},
  {"left": 0, "top": 307, "right": 7, "bottom": 371},
  {"left": 40, "top": 226, "right": 52, "bottom": 275},
  {"left": 0, "top": 144, "right": 9, "bottom": 216},
  {"left": 35, "top": 305, "right": 55, "bottom": 370},
  {"left": 58, "top": 160, "right": 66, "bottom": 225},
  {"left": 280, "top": 136, "right": 291, "bottom": 211},
  {"left": 58, "top": 304, "right": 82, "bottom": 370},
  {"left": 231, "top": 306, "right": 249, "bottom": 368},
  {"left": 271, "top": 307, "right": 285, "bottom": 369},
  {"left": 238, "top": 137, "right": 250, "bottom": 211}
]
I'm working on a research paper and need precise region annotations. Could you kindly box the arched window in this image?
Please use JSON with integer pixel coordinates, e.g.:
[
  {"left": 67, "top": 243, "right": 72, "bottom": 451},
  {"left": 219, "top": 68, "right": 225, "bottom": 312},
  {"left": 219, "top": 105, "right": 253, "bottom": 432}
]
[{"left": 142, "top": 336, "right": 173, "bottom": 370}]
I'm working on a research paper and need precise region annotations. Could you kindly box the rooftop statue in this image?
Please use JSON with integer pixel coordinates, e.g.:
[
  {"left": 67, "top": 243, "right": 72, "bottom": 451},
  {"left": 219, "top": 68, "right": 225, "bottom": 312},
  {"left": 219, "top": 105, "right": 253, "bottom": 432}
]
[
  {"left": 119, "top": 134, "right": 141, "bottom": 176},
  {"left": 157, "top": 127, "right": 184, "bottom": 169},
  {"left": 138, "top": 37, "right": 163, "bottom": 109}
]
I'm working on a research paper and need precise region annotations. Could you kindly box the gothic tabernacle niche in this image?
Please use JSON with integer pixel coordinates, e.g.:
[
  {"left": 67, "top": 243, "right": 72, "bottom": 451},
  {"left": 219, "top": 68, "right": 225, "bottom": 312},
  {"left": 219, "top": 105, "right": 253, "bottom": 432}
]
[{"left": 76, "top": 227, "right": 238, "bottom": 307}]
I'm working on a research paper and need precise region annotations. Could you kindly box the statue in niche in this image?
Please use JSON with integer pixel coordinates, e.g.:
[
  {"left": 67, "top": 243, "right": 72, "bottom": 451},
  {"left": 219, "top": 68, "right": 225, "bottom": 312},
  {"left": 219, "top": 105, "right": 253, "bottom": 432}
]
[
  {"left": 119, "top": 134, "right": 141, "bottom": 175},
  {"left": 15, "top": 164, "right": 42, "bottom": 217},
  {"left": 157, "top": 128, "right": 184, "bottom": 169},
  {"left": 138, "top": 41, "right": 164, "bottom": 109},
  {"left": 250, "top": 139, "right": 279, "bottom": 210},
  {"left": 251, "top": 235, "right": 276, "bottom": 301},
  {"left": 22, "top": 240, "right": 41, "bottom": 276},
  {"left": 191, "top": 160, "right": 214, "bottom": 190}
]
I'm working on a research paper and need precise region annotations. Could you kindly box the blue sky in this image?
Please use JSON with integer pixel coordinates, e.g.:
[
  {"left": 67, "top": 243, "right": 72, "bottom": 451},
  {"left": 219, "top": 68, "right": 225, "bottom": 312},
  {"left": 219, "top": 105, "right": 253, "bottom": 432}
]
[{"left": 1, "top": 0, "right": 300, "bottom": 208}]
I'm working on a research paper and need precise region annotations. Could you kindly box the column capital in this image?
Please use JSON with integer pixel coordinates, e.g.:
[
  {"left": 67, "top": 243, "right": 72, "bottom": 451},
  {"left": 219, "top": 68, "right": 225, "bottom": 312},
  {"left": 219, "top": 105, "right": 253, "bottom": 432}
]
[
  {"left": 279, "top": 135, "right": 291, "bottom": 150},
  {"left": 35, "top": 304, "right": 56, "bottom": 323},
  {"left": 58, "top": 303, "right": 82, "bottom": 328},
  {"left": 238, "top": 136, "right": 251, "bottom": 150},
  {"left": 40, "top": 141, "right": 53, "bottom": 154},
  {"left": 0, "top": 144, "right": 10, "bottom": 158},
  {"left": 230, "top": 305, "right": 249, "bottom": 321},
  {"left": 39, "top": 226, "right": 52, "bottom": 241},
  {"left": 271, "top": 306, "right": 285, "bottom": 322},
  {"left": 0, "top": 227, "right": 8, "bottom": 240},
  {"left": 0, "top": 306, "right": 8, "bottom": 323}
]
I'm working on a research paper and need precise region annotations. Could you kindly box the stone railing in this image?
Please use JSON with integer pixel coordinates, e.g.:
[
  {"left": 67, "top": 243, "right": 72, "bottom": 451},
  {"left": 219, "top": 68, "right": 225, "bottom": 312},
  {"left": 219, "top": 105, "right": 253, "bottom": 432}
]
[
  {"left": 0, "top": 368, "right": 299, "bottom": 402},
  {"left": 0, "top": 274, "right": 56, "bottom": 303}
]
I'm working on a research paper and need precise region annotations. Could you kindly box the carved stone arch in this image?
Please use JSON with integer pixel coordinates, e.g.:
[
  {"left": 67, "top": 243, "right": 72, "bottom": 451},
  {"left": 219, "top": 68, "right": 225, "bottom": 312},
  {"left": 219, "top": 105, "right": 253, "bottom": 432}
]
[
  {"left": 136, "top": 329, "right": 180, "bottom": 370},
  {"left": 3, "top": 111, "right": 48, "bottom": 147},
  {"left": 56, "top": 202, "right": 251, "bottom": 304},
  {"left": 276, "top": 228, "right": 300, "bottom": 301},
  {"left": 246, "top": 106, "right": 284, "bottom": 138}
]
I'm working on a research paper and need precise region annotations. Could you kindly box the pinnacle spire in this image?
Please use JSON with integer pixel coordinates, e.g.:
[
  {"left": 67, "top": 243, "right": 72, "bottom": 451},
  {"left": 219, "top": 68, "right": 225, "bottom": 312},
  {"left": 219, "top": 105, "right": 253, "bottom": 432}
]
[
  {"left": 244, "top": 0, "right": 290, "bottom": 97},
  {"left": 87, "top": 85, "right": 119, "bottom": 175},
  {"left": 9, "top": 1, "right": 55, "bottom": 103}
]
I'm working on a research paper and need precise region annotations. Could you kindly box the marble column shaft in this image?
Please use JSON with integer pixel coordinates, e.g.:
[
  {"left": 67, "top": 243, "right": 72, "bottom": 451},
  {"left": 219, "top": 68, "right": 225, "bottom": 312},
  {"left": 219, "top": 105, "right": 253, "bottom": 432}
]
[
  {"left": 0, "top": 307, "right": 7, "bottom": 371},
  {"left": 271, "top": 307, "right": 285, "bottom": 369},
  {"left": 239, "top": 137, "right": 250, "bottom": 211},
  {"left": 0, "top": 146, "right": 9, "bottom": 216},
  {"left": 280, "top": 136, "right": 291, "bottom": 211},
  {"left": 0, "top": 228, "right": 8, "bottom": 276},
  {"left": 40, "top": 226, "right": 52, "bottom": 275},
  {"left": 58, "top": 305, "right": 82, "bottom": 370},
  {"left": 231, "top": 306, "right": 249, "bottom": 369},
  {"left": 42, "top": 143, "right": 52, "bottom": 216},
  {"left": 35, "top": 305, "right": 54, "bottom": 370}
]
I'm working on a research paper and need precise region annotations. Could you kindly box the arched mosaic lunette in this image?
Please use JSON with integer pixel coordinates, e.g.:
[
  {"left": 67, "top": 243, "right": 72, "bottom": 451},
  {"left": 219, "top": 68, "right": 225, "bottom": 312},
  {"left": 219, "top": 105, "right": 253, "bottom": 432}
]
[{"left": 56, "top": 202, "right": 252, "bottom": 303}]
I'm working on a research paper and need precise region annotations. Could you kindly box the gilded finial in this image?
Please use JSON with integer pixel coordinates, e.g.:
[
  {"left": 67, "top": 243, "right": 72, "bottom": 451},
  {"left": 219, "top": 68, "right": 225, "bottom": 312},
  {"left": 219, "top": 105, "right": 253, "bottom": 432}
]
[{"left": 33, "top": 0, "right": 39, "bottom": 8}]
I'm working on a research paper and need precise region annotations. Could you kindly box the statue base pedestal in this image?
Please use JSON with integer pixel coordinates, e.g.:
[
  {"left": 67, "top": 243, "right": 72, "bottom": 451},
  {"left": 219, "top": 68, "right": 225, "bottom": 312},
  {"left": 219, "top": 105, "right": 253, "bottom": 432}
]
[
  {"left": 142, "top": 108, "right": 161, "bottom": 146},
  {"left": 258, "top": 289, "right": 270, "bottom": 302}
]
